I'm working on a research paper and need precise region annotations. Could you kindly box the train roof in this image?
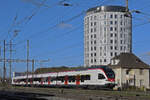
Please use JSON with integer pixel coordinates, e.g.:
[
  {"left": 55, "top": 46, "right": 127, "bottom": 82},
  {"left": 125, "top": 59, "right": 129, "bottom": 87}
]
[{"left": 14, "top": 66, "right": 112, "bottom": 77}]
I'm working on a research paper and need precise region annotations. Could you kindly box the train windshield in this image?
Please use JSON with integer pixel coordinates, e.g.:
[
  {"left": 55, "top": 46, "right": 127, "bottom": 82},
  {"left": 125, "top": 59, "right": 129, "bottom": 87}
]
[
  {"left": 106, "top": 71, "right": 115, "bottom": 78},
  {"left": 103, "top": 67, "right": 115, "bottom": 78}
]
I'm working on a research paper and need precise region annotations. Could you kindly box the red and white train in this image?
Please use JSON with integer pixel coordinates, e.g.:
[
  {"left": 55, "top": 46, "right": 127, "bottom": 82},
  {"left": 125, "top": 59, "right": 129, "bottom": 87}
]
[{"left": 12, "top": 66, "right": 115, "bottom": 89}]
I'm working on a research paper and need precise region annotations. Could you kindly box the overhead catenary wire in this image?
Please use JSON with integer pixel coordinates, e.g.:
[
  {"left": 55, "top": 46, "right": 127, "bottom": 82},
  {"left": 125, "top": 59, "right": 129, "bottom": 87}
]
[
  {"left": 15, "top": 10, "right": 85, "bottom": 46},
  {"left": 13, "top": 0, "right": 109, "bottom": 49},
  {"left": 14, "top": 0, "right": 111, "bottom": 46},
  {"left": 10, "top": 0, "right": 69, "bottom": 41},
  {"left": 14, "top": 23, "right": 83, "bottom": 56}
]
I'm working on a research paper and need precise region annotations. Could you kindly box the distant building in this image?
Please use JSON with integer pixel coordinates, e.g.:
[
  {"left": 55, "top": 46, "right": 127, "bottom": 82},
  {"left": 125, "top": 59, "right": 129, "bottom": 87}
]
[
  {"left": 84, "top": 6, "right": 132, "bottom": 67},
  {"left": 109, "top": 53, "right": 150, "bottom": 89}
]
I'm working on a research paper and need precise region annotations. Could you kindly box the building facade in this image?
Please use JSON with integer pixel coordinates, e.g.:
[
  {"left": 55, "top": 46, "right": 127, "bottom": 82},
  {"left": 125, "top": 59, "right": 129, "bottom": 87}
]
[
  {"left": 84, "top": 6, "right": 132, "bottom": 67},
  {"left": 109, "top": 53, "right": 150, "bottom": 89}
]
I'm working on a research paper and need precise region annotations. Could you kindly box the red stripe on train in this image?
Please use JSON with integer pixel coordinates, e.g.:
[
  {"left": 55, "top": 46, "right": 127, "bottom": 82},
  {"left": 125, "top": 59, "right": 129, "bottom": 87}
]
[
  {"left": 48, "top": 77, "right": 51, "bottom": 85},
  {"left": 65, "top": 76, "right": 68, "bottom": 85},
  {"left": 76, "top": 75, "right": 80, "bottom": 85}
]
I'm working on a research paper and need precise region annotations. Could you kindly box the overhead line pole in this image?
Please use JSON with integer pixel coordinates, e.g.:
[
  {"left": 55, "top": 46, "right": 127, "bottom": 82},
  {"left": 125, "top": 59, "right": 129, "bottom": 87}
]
[
  {"left": 26, "top": 40, "right": 29, "bottom": 85},
  {"left": 3, "top": 40, "right": 6, "bottom": 83},
  {"left": 9, "top": 40, "right": 12, "bottom": 83},
  {"left": 32, "top": 59, "right": 34, "bottom": 87}
]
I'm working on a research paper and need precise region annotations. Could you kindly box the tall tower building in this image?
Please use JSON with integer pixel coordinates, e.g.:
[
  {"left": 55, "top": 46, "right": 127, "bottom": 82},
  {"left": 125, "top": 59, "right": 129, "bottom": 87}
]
[{"left": 84, "top": 6, "right": 132, "bottom": 67}]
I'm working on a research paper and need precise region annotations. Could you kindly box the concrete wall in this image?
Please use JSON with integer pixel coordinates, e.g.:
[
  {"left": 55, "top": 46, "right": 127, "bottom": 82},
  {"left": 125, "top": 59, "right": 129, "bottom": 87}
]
[{"left": 113, "top": 68, "right": 150, "bottom": 89}]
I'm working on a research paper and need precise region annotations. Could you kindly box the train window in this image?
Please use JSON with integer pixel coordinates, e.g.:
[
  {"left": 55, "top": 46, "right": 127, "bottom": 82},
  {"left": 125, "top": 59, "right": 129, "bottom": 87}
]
[
  {"left": 43, "top": 78, "right": 47, "bottom": 82},
  {"left": 81, "top": 79, "right": 84, "bottom": 82},
  {"left": 98, "top": 74, "right": 105, "bottom": 79},
  {"left": 85, "top": 75, "right": 90, "bottom": 80},
  {"left": 51, "top": 77, "right": 56, "bottom": 82},
  {"left": 68, "top": 76, "right": 76, "bottom": 82},
  {"left": 72, "top": 79, "right": 75, "bottom": 82},
  {"left": 81, "top": 75, "right": 85, "bottom": 82},
  {"left": 34, "top": 78, "right": 41, "bottom": 82},
  {"left": 61, "top": 79, "right": 64, "bottom": 82}
]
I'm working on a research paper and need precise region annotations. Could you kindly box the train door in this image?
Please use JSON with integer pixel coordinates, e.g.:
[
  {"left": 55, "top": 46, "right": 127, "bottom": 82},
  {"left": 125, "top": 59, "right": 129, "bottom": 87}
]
[
  {"left": 64, "top": 75, "right": 68, "bottom": 85},
  {"left": 41, "top": 78, "right": 43, "bottom": 85},
  {"left": 76, "top": 75, "right": 80, "bottom": 85},
  {"left": 48, "top": 77, "right": 51, "bottom": 85}
]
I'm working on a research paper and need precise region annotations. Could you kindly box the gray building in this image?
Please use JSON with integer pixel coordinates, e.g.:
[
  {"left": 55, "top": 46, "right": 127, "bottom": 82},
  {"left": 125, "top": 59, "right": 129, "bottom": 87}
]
[{"left": 84, "top": 6, "right": 132, "bottom": 67}]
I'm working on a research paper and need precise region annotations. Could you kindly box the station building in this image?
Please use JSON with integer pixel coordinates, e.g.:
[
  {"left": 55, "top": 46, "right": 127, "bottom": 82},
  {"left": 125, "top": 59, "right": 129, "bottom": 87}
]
[{"left": 109, "top": 53, "right": 150, "bottom": 89}]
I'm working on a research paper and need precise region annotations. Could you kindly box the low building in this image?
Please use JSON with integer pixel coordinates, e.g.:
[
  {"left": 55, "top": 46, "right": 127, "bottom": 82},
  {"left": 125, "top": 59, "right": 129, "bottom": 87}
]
[{"left": 109, "top": 53, "right": 150, "bottom": 89}]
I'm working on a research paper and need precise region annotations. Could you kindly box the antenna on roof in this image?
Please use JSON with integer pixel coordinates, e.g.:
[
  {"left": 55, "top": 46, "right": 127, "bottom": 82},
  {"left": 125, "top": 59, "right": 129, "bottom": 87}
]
[{"left": 126, "top": 0, "right": 129, "bottom": 12}]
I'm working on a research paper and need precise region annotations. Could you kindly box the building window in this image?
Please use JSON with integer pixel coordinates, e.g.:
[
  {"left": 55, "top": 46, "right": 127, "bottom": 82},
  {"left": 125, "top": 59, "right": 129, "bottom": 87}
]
[
  {"left": 110, "top": 27, "right": 113, "bottom": 31},
  {"left": 91, "top": 53, "right": 93, "bottom": 57},
  {"left": 110, "top": 21, "right": 113, "bottom": 25},
  {"left": 120, "top": 27, "right": 122, "bottom": 31},
  {"left": 120, "top": 21, "right": 122, "bottom": 25},
  {"left": 91, "top": 22, "right": 93, "bottom": 26},
  {"left": 94, "top": 22, "right": 96, "bottom": 26},
  {"left": 110, "top": 33, "right": 113, "bottom": 37},
  {"left": 94, "top": 34, "right": 96, "bottom": 38},
  {"left": 120, "top": 40, "right": 123, "bottom": 44},
  {"left": 126, "top": 70, "right": 130, "bottom": 75},
  {"left": 104, "top": 15, "right": 106, "bottom": 18},
  {"left": 91, "top": 41, "right": 93, "bottom": 44},
  {"left": 115, "top": 46, "right": 117, "bottom": 50},
  {"left": 110, "top": 14, "right": 113, "bottom": 18},
  {"left": 139, "top": 69, "right": 143, "bottom": 75},
  {"left": 94, "top": 59, "right": 96, "bottom": 63},
  {"left": 104, "top": 27, "right": 106, "bottom": 31},
  {"left": 94, "top": 53, "right": 96, "bottom": 57},
  {"left": 115, "top": 21, "right": 117, "bottom": 25},
  {"left": 104, "top": 59, "right": 106, "bottom": 62},
  {"left": 115, "top": 14, "right": 117, "bottom": 18},
  {"left": 94, "top": 28, "right": 96, "bottom": 32},
  {"left": 91, "top": 35, "right": 93, "bottom": 38},
  {"left": 104, "top": 53, "right": 106, "bottom": 56},
  {"left": 115, "top": 40, "right": 117, "bottom": 44},
  {"left": 104, "top": 46, "right": 106, "bottom": 51},
  {"left": 110, "top": 40, "right": 113, "bottom": 44},
  {"left": 115, "top": 27, "right": 117, "bottom": 31},
  {"left": 120, "top": 34, "right": 123, "bottom": 38},
  {"left": 100, "top": 47, "right": 102, "bottom": 50},
  {"left": 120, "top": 15, "right": 122, "bottom": 18},
  {"left": 110, "top": 52, "right": 113, "bottom": 56},
  {"left": 140, "top": 79, "right": 144, "bottom": 87},
  {"left": 94, "top": 40, "right": 96, "bottom": 44},
  {"left": 91, "top": 59, "right": 93, "bottom": 63},
  {"left": 91, "top": 47, "right": 93, "bottom": 51},
  {"left": 115, "top": 52, "right": 117, "bottom": 56},
  {"left": 110, "top": 46, "right": 113, "bottom": 50},
  {"left": 120, "top": 46, "right": 122, "bottom": 50},
  {"left": 100, "top": 59, "right": 102, "bottom": 63},
  {"left": 94, "top": 16, "right": 97, "bottom": 20},
  {"left": 90, "top": 16, "right": 93, "bottom": 20},
  {"left": 94, "top": 47, "right": 96, "bottom": 50},
  {"left": 91, "top": 28, "right": 93, "bottom": 33},
  {"left": 115, "top": 33, "right": 117, "bottom": 37}
]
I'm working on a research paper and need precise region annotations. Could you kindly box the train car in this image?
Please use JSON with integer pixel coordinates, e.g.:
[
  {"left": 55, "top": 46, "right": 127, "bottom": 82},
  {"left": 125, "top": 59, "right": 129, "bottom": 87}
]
[{"left": 12, "top": 66, "right": 115, "bottom": 89}]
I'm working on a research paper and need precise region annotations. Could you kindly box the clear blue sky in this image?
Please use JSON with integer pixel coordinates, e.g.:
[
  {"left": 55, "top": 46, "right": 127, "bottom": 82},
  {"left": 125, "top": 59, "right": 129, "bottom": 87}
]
[{"left": 0, "top": 0, "right": 150, "bottom": 74}]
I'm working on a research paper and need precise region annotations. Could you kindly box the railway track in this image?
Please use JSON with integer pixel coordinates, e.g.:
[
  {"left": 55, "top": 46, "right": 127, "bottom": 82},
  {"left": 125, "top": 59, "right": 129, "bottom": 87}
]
[
  {"left": 0, "top": 86, "right": 150, "bottom": 100},
  {"left": 0, "top": 90, "right": 54, "bottom": 100}
]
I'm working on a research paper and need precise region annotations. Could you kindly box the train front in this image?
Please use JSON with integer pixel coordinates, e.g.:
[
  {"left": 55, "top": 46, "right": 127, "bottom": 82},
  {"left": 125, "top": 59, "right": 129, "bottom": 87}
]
[{"left": 103, "top": 67, "right": 116, "bottom": 88}]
